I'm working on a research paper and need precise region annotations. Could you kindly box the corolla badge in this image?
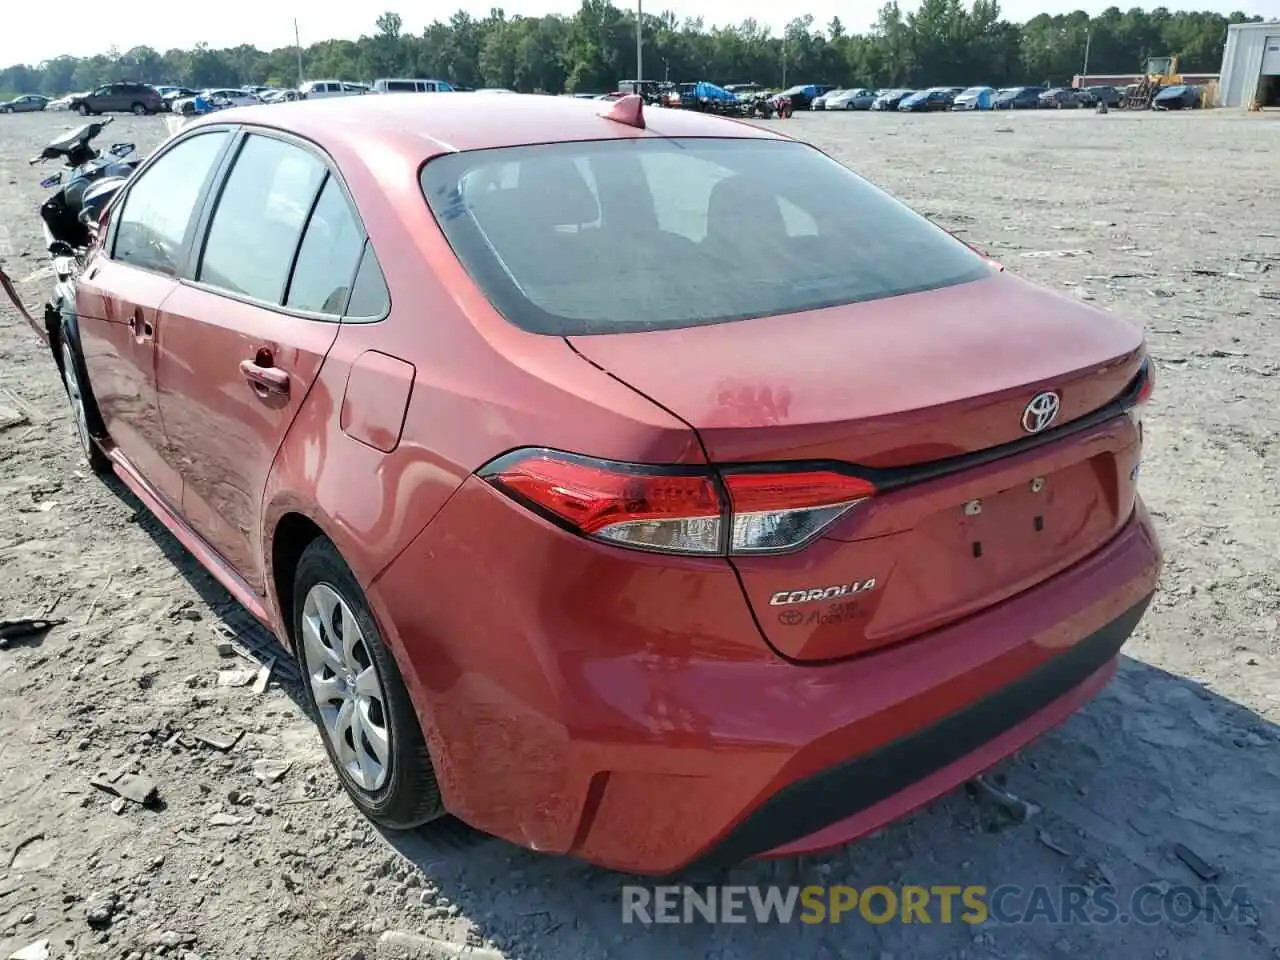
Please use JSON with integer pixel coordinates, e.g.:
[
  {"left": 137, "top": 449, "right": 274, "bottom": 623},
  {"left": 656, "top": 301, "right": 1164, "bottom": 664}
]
[
  {"left": 769, "top": 579, "right": 877, "bottom": 607},
  {"left": 1021, "top": 391, "right": 1061, "bottom": 434}
]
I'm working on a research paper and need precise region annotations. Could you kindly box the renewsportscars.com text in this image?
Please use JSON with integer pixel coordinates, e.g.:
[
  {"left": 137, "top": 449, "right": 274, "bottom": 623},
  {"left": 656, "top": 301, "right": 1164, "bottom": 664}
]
[{"left": 621, "top": 884, "right": 1254, "bottom": 926}]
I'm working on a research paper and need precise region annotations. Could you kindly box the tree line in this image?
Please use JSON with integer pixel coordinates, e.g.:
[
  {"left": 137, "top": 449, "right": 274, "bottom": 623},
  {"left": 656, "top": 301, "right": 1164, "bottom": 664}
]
[{"left": 0, "top": 1, "right": 1262, "bottom": 99}]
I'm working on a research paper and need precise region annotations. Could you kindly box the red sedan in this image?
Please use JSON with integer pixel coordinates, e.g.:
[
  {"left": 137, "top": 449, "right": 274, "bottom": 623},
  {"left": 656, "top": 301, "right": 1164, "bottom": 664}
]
[{"left": 50, "top": 93, "right": 1159, "bottom": 874}]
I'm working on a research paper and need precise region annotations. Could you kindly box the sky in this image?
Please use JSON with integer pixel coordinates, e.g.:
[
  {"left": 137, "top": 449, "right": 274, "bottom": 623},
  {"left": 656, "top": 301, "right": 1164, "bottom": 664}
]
[{"left": 2, "top": 0, "right": 1276, "bottom": 68}]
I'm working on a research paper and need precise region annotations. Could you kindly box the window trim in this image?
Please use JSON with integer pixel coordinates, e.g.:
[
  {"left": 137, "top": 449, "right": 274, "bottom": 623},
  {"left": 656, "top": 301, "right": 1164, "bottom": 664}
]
[
  {"left": 181, "top": 124, "right": 388, "bottom": 323},
  {"left": 104, "top": 124, "right": 239, "bottom": 280}
]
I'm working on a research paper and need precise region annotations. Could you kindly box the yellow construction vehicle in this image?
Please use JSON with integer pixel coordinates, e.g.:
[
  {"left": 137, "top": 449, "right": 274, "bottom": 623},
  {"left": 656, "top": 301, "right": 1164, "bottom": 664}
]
[
  {"left": 1124, "top": 56, "right": 1183, "bottom": 108},
  {"left": 1146, "top": 56, "right": 1182, "bottom": 84}
]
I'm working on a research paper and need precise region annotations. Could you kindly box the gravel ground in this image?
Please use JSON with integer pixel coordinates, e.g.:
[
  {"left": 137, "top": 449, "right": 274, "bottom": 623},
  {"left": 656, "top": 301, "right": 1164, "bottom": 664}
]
[{"left": 0, "top": 107, "right": 1278, "bottom": 960}]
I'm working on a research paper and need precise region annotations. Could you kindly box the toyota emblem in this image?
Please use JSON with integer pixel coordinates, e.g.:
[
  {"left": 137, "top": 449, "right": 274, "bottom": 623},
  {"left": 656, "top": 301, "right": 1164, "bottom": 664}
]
[{"left": 1021, "top": 391, "right": 1061, "bottom": 434}]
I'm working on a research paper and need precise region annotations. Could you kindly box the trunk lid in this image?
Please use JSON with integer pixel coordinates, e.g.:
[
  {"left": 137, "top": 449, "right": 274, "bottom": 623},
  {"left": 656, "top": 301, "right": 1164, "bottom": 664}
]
[{"left": 568, "top": 273, "right": 1147, "bottom": 661}]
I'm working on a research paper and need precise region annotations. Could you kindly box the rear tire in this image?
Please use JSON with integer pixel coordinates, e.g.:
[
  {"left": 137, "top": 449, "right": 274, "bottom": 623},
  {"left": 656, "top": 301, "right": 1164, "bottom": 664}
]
[
  {"left": 131, "top": 102, "right": 147, "bottom": 116},
  {"left": 293, "top": 538, "right": 444, "bottom": 829},
  {"left": 76, "top": 103, "right": 90, "bottom": 116}
]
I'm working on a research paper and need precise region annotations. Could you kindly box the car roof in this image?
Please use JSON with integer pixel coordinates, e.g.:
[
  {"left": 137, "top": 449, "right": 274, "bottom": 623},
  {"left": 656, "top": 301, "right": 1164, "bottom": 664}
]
[{"left": 196, "top": 93, "right": 786, "bottom": 156}]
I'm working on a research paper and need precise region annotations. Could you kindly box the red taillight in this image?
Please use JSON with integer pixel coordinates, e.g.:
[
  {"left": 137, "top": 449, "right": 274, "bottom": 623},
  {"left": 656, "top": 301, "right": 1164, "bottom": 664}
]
[
  {"left": 482, "top": 450, "right": 875, "bottom": 556},
  {"left": 1133, "top": 358, "right": 1154, "bottom": 405},
  {"left": 1124, "top": 357, "right": 1154, "bottom": 434}
]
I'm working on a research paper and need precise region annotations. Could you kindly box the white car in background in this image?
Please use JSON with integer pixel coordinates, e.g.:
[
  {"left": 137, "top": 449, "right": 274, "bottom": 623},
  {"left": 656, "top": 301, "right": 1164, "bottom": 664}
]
[
  {"left": 371, "top": 78, "right": 455, "bottom": 93},
  {"left": 46, "top": 93, "right": 84, "bottom": 111},
  {"left": 260, "top": 89, "right": 301, "bottom": 104},
  {"left": 170, "top": 88, "right": 261, "bottom": 115},
  {"left": 298, "top": 80, "right": 368, "bottom": 99}
]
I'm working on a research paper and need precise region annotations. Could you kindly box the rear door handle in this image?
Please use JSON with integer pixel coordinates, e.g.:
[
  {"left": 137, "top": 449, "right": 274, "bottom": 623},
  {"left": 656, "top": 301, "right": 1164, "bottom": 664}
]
[
  {"left": 239, "top": 358, "right": 290, "bottom": 397},
  {"left": 127, "top": 310, "right": 153, "bottom": 339}
]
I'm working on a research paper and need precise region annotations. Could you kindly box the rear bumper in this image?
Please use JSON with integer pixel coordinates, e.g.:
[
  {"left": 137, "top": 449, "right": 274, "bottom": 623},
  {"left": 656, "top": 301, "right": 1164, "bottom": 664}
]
[
  {"left": 372, "top": 485, "right": 1161, "bottom": 875},
  {"left": 690, "top": 594, "right": 1148, "bottom": 871}
]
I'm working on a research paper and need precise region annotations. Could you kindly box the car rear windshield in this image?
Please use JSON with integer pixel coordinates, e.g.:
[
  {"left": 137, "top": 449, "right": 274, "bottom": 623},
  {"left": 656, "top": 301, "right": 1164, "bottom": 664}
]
[{"left": 420, "top": 137, "right": 990, "bottom": 336}]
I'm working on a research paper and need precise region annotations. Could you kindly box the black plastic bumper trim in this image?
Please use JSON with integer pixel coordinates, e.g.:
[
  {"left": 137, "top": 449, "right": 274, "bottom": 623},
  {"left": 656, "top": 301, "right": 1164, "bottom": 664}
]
[{"left": 683, "top": 594, "right": 1152, "bottom": 874}]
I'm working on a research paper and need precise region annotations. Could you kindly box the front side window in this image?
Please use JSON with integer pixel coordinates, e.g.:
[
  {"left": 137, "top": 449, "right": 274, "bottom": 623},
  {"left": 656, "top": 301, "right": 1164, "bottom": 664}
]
[
  {"left": 113, "top": 131, "right": 230, "bottom": 276},
  {"left": 198, "top": 134, "right": 326, "bottom": 303},
  {"left": 421, "top": 138, "right": 990, "bottom": 336}
]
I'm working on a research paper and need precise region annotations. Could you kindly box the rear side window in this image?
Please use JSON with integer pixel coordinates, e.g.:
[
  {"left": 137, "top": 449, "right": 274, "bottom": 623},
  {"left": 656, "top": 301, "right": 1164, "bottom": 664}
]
[
  {"left": 344, "top": 244, "right": 391, "bottom": 319},
  {"left": 285, "top": 177, "right": 365, "bottom": 314},
  {"left": 198, "top": 135, "right": 326, "bottom": 303},
  {"left": 421, "top": 138, "right": 990, "bottom": 336},
  {"left": 113, "top": 131, "right": 230, "bottom": 276}
]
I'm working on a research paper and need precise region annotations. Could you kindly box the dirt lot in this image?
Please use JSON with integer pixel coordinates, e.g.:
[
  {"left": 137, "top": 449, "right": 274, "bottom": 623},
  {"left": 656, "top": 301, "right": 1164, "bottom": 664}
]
[{"left": 0, "top": 106, "right": 1278, "bottom": 960}]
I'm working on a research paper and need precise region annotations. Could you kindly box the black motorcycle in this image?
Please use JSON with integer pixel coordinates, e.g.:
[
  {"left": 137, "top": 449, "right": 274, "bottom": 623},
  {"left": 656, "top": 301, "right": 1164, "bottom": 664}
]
[
  {"left": 1, "top": 117, "right": 142, "bottom": 344},
  {"left": 31, "top": 116, "right": 141, "bottom": 260}
]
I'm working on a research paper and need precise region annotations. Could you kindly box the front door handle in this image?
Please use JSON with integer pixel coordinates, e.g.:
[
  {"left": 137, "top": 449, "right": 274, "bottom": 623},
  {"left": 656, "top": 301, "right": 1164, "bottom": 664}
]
[{"left": 239, "top": 358, "right": 290, "bottom": 397}]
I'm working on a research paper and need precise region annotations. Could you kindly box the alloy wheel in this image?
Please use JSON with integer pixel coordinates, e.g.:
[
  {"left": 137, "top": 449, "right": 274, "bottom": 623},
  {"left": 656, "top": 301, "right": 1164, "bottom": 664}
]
[
  {"left": 301, "top": 582, "right": 391, "bottom": 792},
  {"left": 61, "top": 340, "right": 93, "bottom": 459}
]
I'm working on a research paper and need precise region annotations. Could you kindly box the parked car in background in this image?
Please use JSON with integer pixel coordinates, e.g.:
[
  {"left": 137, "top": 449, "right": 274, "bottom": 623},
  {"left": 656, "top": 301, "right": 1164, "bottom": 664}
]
[
  {"left": 871, "top": 88, "right": 914, "bottom": 111},
  {"left": 47, "top": 93, "right": 79, "bottom": 111},
  {"left": 1080, "top": 85, "right": 1123, "bottom": 107},
  {"left": 811, "top": 89, "right": 848, "bottom": 110},
  {"left": 992, "top": 86, "right": 1046, "bottom": 109},
  {"left": 208, "top": 89, "right": 262, "bottom": 107},
  {"left": 775, "top": 84, "right": 832, "bottom": 111},
  {"left": 161, "top": 87, "right": 200, "bottom": 111},
  {"left": 171, "top": 88, "right": 261, "bottom": 115},
  {"left": 824, "top": 88, "right": 877, "bottom": 110},
  {"left": 67, "top": 82, "right": 165, "bottom": 116},
  {"left": 49, "top": 92, "right": 1161, "bottom": 877},
  {"left": 951, "top": 86, "right": 995, "bottom": 110},
  {"left": 372, "top": 78, "right": 456, "bottom": 94},
  {"left": 261, "top": 89, "right": 302, "bottom": 104},
  {"left": 1153, "top": 84, "right": 1203, "bottom": 109},
  {"left": 899, "top": 87, "right": 957, "bottom": 112},
  {"left": 299, "top": 80, "right": 368, "bottom": 100},
  {"left": 1039, "top": 87, "right": 1088, "bottom": 109},
  {"left": 0, "top": 94, "right": 49, "bottom": 113},
  {"left": 678, "top": 80, "right": 740, "bottom": 112}
]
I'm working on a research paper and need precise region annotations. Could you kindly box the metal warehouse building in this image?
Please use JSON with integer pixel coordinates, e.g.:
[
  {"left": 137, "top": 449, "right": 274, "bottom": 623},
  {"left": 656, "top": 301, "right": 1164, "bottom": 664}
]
[{"left": 1217, "top": 20, "right": 1280, "bottom": 107}]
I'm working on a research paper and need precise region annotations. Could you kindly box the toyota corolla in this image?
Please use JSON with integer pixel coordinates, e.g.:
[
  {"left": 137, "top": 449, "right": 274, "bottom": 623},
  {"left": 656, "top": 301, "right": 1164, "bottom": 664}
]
[{"left": 46, "top": 92, "right": 1160, "bottom": 875}]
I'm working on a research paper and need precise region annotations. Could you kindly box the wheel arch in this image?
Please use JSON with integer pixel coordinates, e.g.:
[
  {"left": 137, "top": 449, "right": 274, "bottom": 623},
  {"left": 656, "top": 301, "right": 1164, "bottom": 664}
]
[
  {"left": 48, "top": 300, "right": 108, "bottom": 437},
  {"left": 269, "top": 509, "right": 328, "bottom": 649},
  {"left": 261, "top": 495, "right": 407, "bottom": 654},
  {"left": 262, "top": 497, "right": 445, "bottom": 765}
]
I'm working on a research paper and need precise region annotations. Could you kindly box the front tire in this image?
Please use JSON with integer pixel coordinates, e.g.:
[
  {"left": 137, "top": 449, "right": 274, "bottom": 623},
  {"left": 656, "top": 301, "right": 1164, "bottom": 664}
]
[
  {"left": 76, "top": 103, "right": 90, "bottom": 116},
  {"left": 59, "top": 336, "right": 110, "bottom": 474},
  {"left": 294, "top": 538, "right": 444, "bottom": 829},
  {"left": 131, "top": 102, "right": 147, "bottom": 115}
]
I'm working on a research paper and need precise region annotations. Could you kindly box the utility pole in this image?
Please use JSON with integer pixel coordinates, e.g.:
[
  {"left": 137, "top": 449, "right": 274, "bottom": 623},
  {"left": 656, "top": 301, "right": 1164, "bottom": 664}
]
[
  {"left": 1081, "top": 29, "right": 1092, "bottom": 80},
  {"left": 295, "top": 19, "right": 304, "bottom": 86},
  {"left": 781, "top": 40, "right": 787, "bottom": 88},
  {"left": 635, "top": 0, "right": 643, "bottom": 84}
]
